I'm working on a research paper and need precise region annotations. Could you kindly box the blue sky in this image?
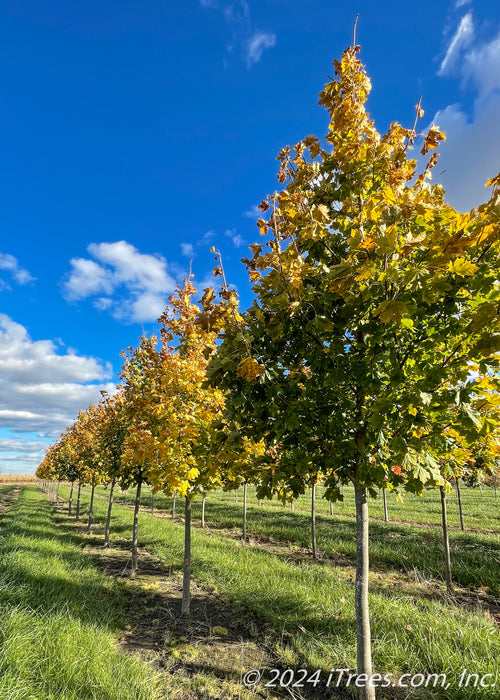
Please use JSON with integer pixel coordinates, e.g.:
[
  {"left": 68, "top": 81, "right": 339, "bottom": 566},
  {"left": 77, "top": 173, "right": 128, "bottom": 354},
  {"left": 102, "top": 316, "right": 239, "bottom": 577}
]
[{"left": 1, "top": 0, "right": 499, "bottom": 473}]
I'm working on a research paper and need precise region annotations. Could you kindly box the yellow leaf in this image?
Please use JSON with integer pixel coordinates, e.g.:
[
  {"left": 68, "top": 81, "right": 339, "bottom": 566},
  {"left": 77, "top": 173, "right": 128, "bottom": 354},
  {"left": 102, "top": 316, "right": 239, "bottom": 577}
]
[
  {"left": 421, "top": 125, "right": 446, "bottom": 155},
  {"left": 236, "top": 357, "right": 265, "bottom": 381},
  {"left": 383, "top": 186, "right": 397, "bottom": 205},
  {"left": 448, "top": 258, "right": 478, "bottom": 277},
  {"left": 359, "top": 236, "right": 376, "bottom": 250},
  {"left": 485, "top": 173, "right": 500, "bottom": 188},
  {"left": 408, "top": 405, "right": 417, "bottom": 416}
]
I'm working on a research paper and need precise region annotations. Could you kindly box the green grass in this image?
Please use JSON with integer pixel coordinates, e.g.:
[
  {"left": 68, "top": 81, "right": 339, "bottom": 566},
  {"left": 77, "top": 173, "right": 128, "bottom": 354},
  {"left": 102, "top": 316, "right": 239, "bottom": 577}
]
[
  {"left": 111, "top": 481, "right": 500, "bottom": 532},
  {"left": 89, "top": 483, "right": 500, "bottom": 595},
  {"left": 0, "top": 486, "right": 160, "bottom": 700},
  {"left": 61, "top": 484, "right": 500, "bottom": 699}
]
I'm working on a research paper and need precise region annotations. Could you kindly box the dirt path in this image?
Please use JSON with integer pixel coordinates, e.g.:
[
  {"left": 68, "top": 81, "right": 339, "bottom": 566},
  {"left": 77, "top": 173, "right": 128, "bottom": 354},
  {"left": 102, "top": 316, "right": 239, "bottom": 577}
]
[{"left": 0, "top": 486, "right": 22, "bottom": 515}]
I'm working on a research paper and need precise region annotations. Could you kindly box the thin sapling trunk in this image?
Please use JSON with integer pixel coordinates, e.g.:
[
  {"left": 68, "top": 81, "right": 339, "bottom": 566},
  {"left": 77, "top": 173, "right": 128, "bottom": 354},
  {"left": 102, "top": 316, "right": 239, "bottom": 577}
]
[
  {"left": 131, "top": 480, "right": 142, "bottom": 578},
  {"left": 86, "top": 483, "right": 95, "bottom": 533},
  {"left": 104, "top": 478, "right": 116, "bottom": 548},
  {"left": 383, "top": 487, "right": 388, "bottom": 523},
  {"left": 455, "top": 478, "right": 464, "bottom": 532},
  {"left": 75, "top": 482, "right": 82, "bottom": 521},
  {"left": 181, "top": 497, "right": 192, "bottom": 617},
  {"left": 68, "top": 481, "right": 74, "bottom": 516},
  {"left": 243, "top": 482, "right": 247, "bottom": 541},
  {"left": 440, "top": 486, "right": 453, "bottom": 594},
  {"left": 172, "top": 492, "right": 176, "bottom": 519},
  {"left": 311, "top": 481, "right": 317, "bottom": 559},
  {"left": 354, "top": 482, "right": 375, "bottom": 700},
  {"left": 201, "top": 495, "right": 206, "bottom": 528}
]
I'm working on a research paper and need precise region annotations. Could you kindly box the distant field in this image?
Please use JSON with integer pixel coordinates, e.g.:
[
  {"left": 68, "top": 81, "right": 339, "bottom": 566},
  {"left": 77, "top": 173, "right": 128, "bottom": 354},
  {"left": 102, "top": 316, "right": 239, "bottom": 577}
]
[{"left": 0, "top": 475, "right": 38, "bottom": 484}]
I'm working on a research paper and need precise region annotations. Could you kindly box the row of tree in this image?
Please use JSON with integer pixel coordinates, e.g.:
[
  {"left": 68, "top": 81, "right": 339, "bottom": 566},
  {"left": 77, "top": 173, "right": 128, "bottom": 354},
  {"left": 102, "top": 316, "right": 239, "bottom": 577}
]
[{"left": 37, "top": 42, "right": 500, "bottom": 700}]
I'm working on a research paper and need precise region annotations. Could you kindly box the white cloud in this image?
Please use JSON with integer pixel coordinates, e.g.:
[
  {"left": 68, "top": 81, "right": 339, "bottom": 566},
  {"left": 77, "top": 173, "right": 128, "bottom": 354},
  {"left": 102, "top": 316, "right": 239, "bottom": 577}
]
[
  {"left": 199, "top": 1, "right": 275, "bottom": 69},
  {"left": 245, "top": 31, "right": 276, "bottom": 68},
  {"left": 224, "top": 0, "right": 249, "bottom": 22},
  {"left": 439, "top": 13, "right": 474, "bottom": 76},
  {"left": 243, "top": 204, "right": 261, "bottom": 218},
  {"left": 432, "top": 14, "right": 500, "bottom": 211},
  {"left": 63, "top": 240, "right": 180, "bottom": 323},
  {"left": 0, "top": 434, "right": 49, "bottom": 474},
  {"left": 431, "top": 95, "right": 500, "bottom": 211},
  {"left": 455, "top": 0, "right": 471, "bottom": 8},
  {"left": 462, "top": 32, "right": 500, "bottom": 100},
  {"left": 0, "top": 253, "right": 35, "bottom": 287},
  {"left": 225, "top": 228, "right": 246, "bottom": 247},
  {"left": 63, "top": 257, "right": 114, "bottom": 300},
  {"left": 0, "top": 313, "right": 114, "bottom": 472},
  {"left": 180, "top": 242, "right": 195, "bottom": 257}
]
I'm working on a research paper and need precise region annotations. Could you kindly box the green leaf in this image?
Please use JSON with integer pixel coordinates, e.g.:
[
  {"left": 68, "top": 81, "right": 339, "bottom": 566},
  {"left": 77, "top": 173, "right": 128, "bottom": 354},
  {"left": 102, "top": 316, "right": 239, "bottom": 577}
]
[{"left": 374, "top": 300, "right": 409, "bottom": 324}]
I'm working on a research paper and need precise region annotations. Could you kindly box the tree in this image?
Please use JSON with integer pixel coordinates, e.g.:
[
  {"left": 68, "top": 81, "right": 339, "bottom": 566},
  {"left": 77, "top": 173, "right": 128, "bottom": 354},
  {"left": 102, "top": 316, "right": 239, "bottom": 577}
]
[
  {"left": 119, "top": 335, "right": 159, "bottom": 578},
  {"left": 71, "top": 404, "right": 107, "bottom": 533},
  {"left": 98, "top": 390, "right": 129, "bottom": 548},
  {"left": 143, "top": 281, "right": 229, "bottom": 616},
  {"left": 209, "top": 44, "right": 500, "bottom": 698}
]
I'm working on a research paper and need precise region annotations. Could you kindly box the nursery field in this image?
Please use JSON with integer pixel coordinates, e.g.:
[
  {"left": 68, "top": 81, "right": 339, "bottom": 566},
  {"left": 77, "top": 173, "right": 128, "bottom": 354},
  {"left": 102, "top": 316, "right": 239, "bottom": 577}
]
[{"left": 1, "top": 482, "right": 498, "bottom": 699}]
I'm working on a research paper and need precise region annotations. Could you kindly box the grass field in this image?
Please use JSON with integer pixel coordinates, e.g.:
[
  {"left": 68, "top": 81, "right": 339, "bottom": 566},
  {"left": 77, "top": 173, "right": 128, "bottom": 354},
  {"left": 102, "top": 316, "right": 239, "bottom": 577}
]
[
  {"left": 89, "top": 482, "right": 500, "bottom": 595},
  {"left": 0, "top": 486, "right": 160, "bottom": 700},
  {"left": 49, "top": 480, "right": 499, "bottom": 699}
]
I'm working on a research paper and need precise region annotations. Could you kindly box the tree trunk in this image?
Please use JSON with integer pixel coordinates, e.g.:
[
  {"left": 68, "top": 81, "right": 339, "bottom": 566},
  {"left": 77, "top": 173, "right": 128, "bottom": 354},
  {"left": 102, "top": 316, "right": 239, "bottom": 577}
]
[
  {"left": 342, "top": 483, "right": 345, "bottom": 506},
  {"left": 172, "top": 492, "right": 176, "bottom": 519},
  {"left": 455, "top": 479, "right": 464, "bottom": 532},
  {"left": 329, "top": 500, "right": 333, "bottom": 516},
  {"left": 243, "top": 482, "right": 248, "bottom": 541},
  {"left": 494, "top": 475, "right": 497, "bottom": 500},
  {"left": 86, "top": 483, "right": 95, "bottom": 533},
  {"left": 104, "top": 478, "right": 116, "bottom": 548},
  {"left": 201, "top": 496, "right": 206, "bottom": 528},
  {"left": 234, "top": 488, "right": 238, "bottom": 504},
  {"left": 440, "top": 486, "right": 453, "bottom": 594},
  {"left": 56, "top": 481, "right": 61, "bottom": 503},
  {"left": 291, "top": 501, "right": 294, "bottom": 511},
  {"left": 151, "top": 492, "right": 155, "bottom": 515},
  {"left": 182, "top": 497, "right": 192, "bottom": 617},
  {"left": 311, "top": 481, "right": 317, "bottom": 559},
  {"left": 354, "top": 482, "right": 375, "bottom": 700},
  {"left": 75, "top": 483, "right": 82, "bottom": 521},
  {"left": 131, "top": 480, "right": 142, "bottom": 578},
  {"left": 382, "top": 488, "right": 388, "bottom": 523},
  {"left": 68, "top": 481, "right": 74, "bottom": 516}
]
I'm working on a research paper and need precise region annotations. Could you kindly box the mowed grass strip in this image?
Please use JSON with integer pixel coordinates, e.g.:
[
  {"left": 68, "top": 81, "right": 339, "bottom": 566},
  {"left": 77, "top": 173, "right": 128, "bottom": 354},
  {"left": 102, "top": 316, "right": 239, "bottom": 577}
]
[
  {"left": 89, "top": 483, "right": 500, "bottom": 595},
  {"left": 0, "top": 486, "right": 160, "bottom": 700},
  {"left": 62, "top": 485, "right": 500, "bottom": 699}
]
